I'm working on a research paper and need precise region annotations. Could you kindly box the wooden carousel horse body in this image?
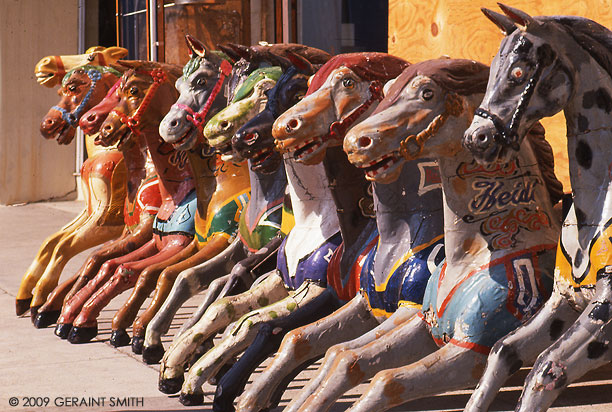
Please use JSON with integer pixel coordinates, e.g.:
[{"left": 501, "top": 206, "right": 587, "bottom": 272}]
[
  {"left": 291, "top": 58, "right": 562, "bottom": 412},
  {"left": 36, "top": 71, "right": 163, "bottom": 329},
  {"left": 108, "top": 37, "right": 256, "bottom": 352},
  {"left": 56, "top": 61, "right": 198, "bottom": 344},
  {"left": 17, "top": 62, "right": 129, "bottom": 319},
  {"left": 142, "top": 42, "right": 329, "bottom": 364},
  {"left": 231, "top": 53, "right": 441, "bottom": 412},
  {"left": 156, "top": 60, "right": 379, "bottom": 406},
  {"left": 462, "top": 6, "right": 612, "bottom": 411}
]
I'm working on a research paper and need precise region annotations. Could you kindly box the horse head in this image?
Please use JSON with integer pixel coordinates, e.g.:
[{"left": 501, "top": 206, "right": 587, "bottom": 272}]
[
  {"left": 463, "top": 4, "right": 575, "bottom": 164},
  {"left": 272, "top": 53, "right": 409, "bottom": 165},
  {"left": 203, "top": 66, "right": 282, "bottom": 161},
  {"left": 40, "top": 65, "right": 123, "bottom": 144},
  {"left": 159, "top": 34, "right": 232, "bottom": 151},
  {"left": 345, "top": 59, "right": 488, "bottom": 183},
  {"left": 233, "top": 51, "right": 325, "bottom": 174},
  {"left": 35, "top": 46, "right": 127, "bottom": 88},
  {"left": 97, "top": 60, "right": 182, "bottom": 149}
]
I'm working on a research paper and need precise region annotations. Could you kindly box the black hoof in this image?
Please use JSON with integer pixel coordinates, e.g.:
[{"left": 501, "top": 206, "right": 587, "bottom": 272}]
[
  {"left": 110, "top": 329, "right": 131, "bottom": 347},
  {"left": 34, "top": 310, "right": 60, "bottom": 328},
  {"left": 15, "top": 298, "right": 32, "bottom": 316},
  {"left": 158, "top": 376, "right": 184, "bottom": 394},
  {"left": 209, "top": 361, "right": 235, "bottom": 386},
  {"left": 131, "top": 336, "right": 144, "bottom": 354},
  {"left": 29, "top": 305, "right": 42, "bottom": 323},
  {"left": 67, "top": 325, "right": 98, "bottom": 344},
  {"left": 55, "top": 323, "right": 72, "bottom": 339},
  {"left": 142, "top": 344, "right": 164, "bottom": 364},
  {"left": 179, "top": 392, "right": 204, "bottom": 406}
]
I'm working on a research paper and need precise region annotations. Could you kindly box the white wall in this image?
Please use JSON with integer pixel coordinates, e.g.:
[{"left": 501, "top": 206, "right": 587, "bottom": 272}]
[{"left": 0, "top": 0, "right": 79, "bottom": 205}]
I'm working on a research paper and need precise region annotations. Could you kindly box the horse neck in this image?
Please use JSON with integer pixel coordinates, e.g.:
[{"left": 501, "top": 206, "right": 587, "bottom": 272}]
[
  {"left": 563, "top": 49, "right": 612, "bottom": 246},
  {"left": 244, "top": 160, "right": 287, "bottom": 228},
  {"left": 436, "top": 139, "right": 559, "bottom": 269},
  {"left": 186, "top": 146, "right": 217, "bottom": 218},
  {"left": 322, "top": 146, "right": 375, "bottom": 250},
  {"left": 120, "top": 138, "right": 148, "bottom": 199},
  {"left": 372, "top": 160, "right": 444, "bottom": 269}
]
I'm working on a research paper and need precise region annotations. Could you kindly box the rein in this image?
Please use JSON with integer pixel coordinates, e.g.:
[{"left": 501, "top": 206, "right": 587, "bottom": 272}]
[
  {"left": 52, "top": 69, "right": 102, "bottom": 127},
  {"left": 173, "top": 59, "right": 232, "bottom": 134},
  {"left": 398, "top": 92, "right": 464, "bottom": 160},
  {"left": 473, "top": 63, "right": 543, "bottom": 152},
  {"left": 327, "top": 80, "right": 384, "bottom": 142},
  {"left": 111, "top": 68, "right": 168, "bottom": 136}
]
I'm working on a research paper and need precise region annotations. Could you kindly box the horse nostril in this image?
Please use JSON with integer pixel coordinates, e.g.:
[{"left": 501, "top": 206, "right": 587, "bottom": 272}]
[
  {"left": 358, "top": 136, "right": 372, "bottom": 148},
  {"left": 220, "top": 121, "right": 231, "bottom": 130},
  {"left": 86, "top": 113, "right": 96, "bottom": 122},
  {"left": 245, "top": 133, "right": 258, "bottom": 145},
  {"left": 45, "top": 118, "right": 55, "bottom": 126},
  {"left": 103, "top": 123, "right": 113, "bottom": 134},
  {"left": 170, "top": 119, "right": 179, "bottom": 128},
  {"left": 286, "top": 118, "right": 300, "bottom": 133},
  {"left": 476, "top": 132, "right": 488, "bottom": 143}
]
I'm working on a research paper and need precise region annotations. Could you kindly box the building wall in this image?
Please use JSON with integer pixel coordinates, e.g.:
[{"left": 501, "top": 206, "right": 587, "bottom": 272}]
[
  {"left": 388, "top": 0, "right": 612, "bottom": 191},
  {"left": 0, "top": 0, "right": 79, "bottom": 205}
]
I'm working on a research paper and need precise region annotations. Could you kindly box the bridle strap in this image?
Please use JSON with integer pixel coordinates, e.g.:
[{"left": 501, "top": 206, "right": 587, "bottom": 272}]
[
  {"left": 112, "top": 68, "right": 169, "bottom": 136},
  {"left": 399, "top": 92, "right": 464, "bottom": 160},
  {"left": 473, "top": 62, "right": 543, "bottom": 152},
  {"left": 173, "top": 59, "right": 232, "bottom": 134},
  {"left": 326, "top": 80, "right": 384, "bottom": 142},
  {"left": 52, "top": 68, "right": 103, "bottom": 127}
]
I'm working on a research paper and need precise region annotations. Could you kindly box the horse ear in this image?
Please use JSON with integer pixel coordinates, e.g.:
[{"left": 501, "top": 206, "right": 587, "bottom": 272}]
[
  {"left": 217, "top": 44, "right": 241, "bottom": 63},
  {"left": 285, "top": 50, "right": 315, "bottom": 75},
  {"left": 265, "top": 52, "right": 293, "bottom": 71},
  {"left": 481, "top": 8, "right": 516, "bottom": 35},
  {"left": 185, "top": 34, "right": 208, "bottom": 58},
  {"left": 497, "top": 3, "right": 536, "bottom": 31},
  {"left": 105, "top": 47, "right": 129, "bottom": 61},
  {"left": 117, "top": 60, "right": 146, "bottom": 71},
  {"left": 226, "top": 43, "right": 253, "bottom": 61}
]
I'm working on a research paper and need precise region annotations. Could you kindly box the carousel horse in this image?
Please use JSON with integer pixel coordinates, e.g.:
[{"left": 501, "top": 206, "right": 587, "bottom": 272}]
[
  {"left": 57, "top": 61, "right": 196, "bottom": 344},
  {"left": 462, "top": 6, "right": 612, "bottom": 411},
  {"left": 18, "top": 58, "right": 129, "bottom": 319},
  {"left": 142, "top": 42, "right": 329, "bottom": 363},
  {"left": 291, "top": 58, "right": 563, "bottom": 412},
  {"left": 35, "top": 69, "right": 163, "bottom": 329},
  {"left": 156, "top": 62, "right": 375, "bottom": 406},
  {"left": 231, "top": 53, "right": 441, "bottom": 412},
  {"left": 108, "top": 36, "right": 253, "bottom": 351}
]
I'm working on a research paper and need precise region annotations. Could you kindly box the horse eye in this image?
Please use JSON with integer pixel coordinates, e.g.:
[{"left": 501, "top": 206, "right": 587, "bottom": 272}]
[
  {"left": 196, "top": 77, "right": 206, "bottom": 87},
  {"left": 129, "top": 86, "right": 139, "bottom": 96},
  {"left": 422, "top": 89, "right": 434, "bottom": 101},
  {"left": 342, "top": 78, "right": 355, "bottom": 89},
  {"left": 511, "top": 67, "right": 524, "bottom": 80},
  {"left": 68, "top": 84, "right": 77, "bottom": 92}
]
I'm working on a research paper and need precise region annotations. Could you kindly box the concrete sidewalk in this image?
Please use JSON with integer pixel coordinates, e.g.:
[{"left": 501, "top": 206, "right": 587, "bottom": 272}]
[{"left": 0, "top": 201, "right": 611, "bottom": 412}]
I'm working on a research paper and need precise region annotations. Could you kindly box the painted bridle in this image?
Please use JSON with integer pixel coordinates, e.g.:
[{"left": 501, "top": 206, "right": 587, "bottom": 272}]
[
  {"left": 172, "top": 59, "right": 233, "bottom": 135},
  {"left": 398, "top": 92, "right": 464, "bottom": 160},
  {"left": 111, "top": 68, "right": 168, "bottom": 137},
  {"left": 473, "top": 62, "right": 544, "bottom": 152},
  {"left": 52, "top": 68, "right": 102, "bottom": 127}
]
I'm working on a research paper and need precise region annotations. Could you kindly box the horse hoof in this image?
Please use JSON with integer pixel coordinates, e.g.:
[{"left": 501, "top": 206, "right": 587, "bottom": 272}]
[
  {"left": 110, "top": 329, "right": 131, "bottom": 347},
  {"left": 55, "top": 323, "right": 72, "bottom": 339},
  {"left": 29, "top": 305, "right": 42, "bottom": 323},
  {"left": 158, "top": 376, "right": 183, "bottom": 394},
  {"left": 209, "top": 362, "right": 234, "bottom": 386},
  {"left": 142, "top": 344, "right": 164, "bottom": 364},
  {"left": 179, "top": 392, "right": 204, "bottom": 406},
  {"left": 131, "top": 336, "right": 144, "bottom": 354},
  {"left": 34, "top": 310, "right": 60, "bottom": 328},
  {"left": 15, "top": 298, "right": 32, "bottom": 316},
  {"left": 67, "top": 325, "right": 98, "bottom": 344}
]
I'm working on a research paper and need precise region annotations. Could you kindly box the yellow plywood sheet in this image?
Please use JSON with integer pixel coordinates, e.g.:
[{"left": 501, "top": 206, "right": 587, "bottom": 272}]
[{"left": 389, "top": 0, "right": 612, "bottom": 191}]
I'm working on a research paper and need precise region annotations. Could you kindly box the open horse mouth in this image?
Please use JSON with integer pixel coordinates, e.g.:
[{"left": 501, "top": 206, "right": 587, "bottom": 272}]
[
  {"left": 213, "top": 139, "right": 242, "bottom": 162},
  {"left": 291, "top": 136, "right": 326, "bottom": 162},
  {"left": 171, "top": 126, "right": 198, "bottom": 151},
  {"left": 36, "top": 71, "right": 55, "bottom": 86},
  {"left": 250, "top": 146, "right": 281, "bottom": 174},
  {"left": 358, "top": 152, "right": 403, "bottom": 180}
]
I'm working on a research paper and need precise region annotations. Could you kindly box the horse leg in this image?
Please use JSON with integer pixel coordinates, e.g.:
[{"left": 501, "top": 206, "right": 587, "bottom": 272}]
[
  {"left": 29, "top": 211, "right": 124, "bottom": 315},
  {"left": 516, "top": 275, "right": 612, "bottom": 412},
  {"left": 282, "top": 303, "right": 417, "bottom": 412},
  {"left": 465, "top": 290, "right": 579, "bottom": 412},
  {"left": 214, "top": 288, "right": 341, "bottom": 412},
  {"left": 69, "top": 238, "right": 191, "bottom": 343},
  {"left": 158, "top": 272, "right": 288, "bottom": 395},
  {"left": 347, "top": 345, "right": 486, "bottom": 412},
  {"left": 236, "top": 293, "right": 378, "bottom": 412},
  {"left": 180, "top": 281, "right": 328, "bottom": 406},
  {"left": 109, "top": 239, "right": 199, "bottom": 347},
  {"left": 142, "top": 238, "right": 247, "bottom": 361},
  {"left": 296, "top": 315, "right": 438, "bottom": 412},
  {"left": 56, "top": 238, "right": 158, "bottom": 337},
  {"left": 16, "top": 208, "right": 88, "bottom": 315},
  {"left": 33, "top": 272, "right": 81, "bottom": 328}
]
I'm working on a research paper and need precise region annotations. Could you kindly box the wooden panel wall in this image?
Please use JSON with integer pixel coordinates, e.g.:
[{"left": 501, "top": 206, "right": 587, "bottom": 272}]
[{"left": 389, "top": 0, "right": 612, "bottom": 191}]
